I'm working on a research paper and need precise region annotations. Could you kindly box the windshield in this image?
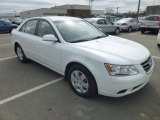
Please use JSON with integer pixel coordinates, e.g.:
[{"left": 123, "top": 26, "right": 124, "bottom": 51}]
[{"left": 54, "top": 20, "right": 106, "bottom": 43}]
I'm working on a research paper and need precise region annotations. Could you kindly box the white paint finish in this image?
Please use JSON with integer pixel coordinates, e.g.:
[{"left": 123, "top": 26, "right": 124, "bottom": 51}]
[
  {"left": 11, "top": 16, "right": 154, "bottom": 97},
  {"left": 0, "top": 56, "right": 17, "bottom": 61},
  {"left": 0, "top": 77, "right": 63, "bottom": 105}
]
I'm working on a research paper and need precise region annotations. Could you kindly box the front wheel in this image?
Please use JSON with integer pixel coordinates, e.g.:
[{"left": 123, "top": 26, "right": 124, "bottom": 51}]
[
  {"left": 115, "top": 28, "right": 120, "bottom": 35},
  {"left": 15, "top": 45, "right": 28, "bottom": 63},
  {"left": 68, "top": 65, "right": 97, "bottom": 98},
  {"left": 141, "top": 29, "right": 145, "bottom": 34}
]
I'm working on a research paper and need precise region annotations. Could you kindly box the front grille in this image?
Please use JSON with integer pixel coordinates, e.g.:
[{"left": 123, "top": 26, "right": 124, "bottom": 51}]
[{"left": 141, "top": 56, "right": 152, "bottom": 73}]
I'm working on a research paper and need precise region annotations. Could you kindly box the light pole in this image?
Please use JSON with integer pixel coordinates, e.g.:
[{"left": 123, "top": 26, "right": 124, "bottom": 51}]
[
  {"left": 89, "top": 0, "right": 94, "bottom": 16},
  {"left": 116, "top": 7, "right": 120, "bottom": 15},
  {"left": 137, "top": 0, "right": 141, "bottom": 20}
]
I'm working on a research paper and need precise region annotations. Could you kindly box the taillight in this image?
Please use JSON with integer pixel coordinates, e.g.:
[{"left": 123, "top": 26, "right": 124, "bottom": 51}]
[{"left": 122, "top": 23, "right": 127, "bottom": 26}]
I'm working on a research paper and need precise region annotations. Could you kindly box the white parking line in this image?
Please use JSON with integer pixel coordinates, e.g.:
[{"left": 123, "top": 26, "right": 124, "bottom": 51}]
[
  {"left": 0, "top": 44, "right": 11, "bottom": 47},
  {"left": 153, "top": 56, "right": 160, "bottom": 60},
  {"left": 0, "top": 56, "right": 17, "bottom": 61},
  {"left": 0, "top": 77, "right": 63, "bottom": 105}
]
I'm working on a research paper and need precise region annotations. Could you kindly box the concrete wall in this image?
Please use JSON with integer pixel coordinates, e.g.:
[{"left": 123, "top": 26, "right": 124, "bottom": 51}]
[
  {"left": 146, "top": 5, "right": 160, "bottom": 15},
  {"left": 54, "top": 5, "right": 90, "bottom": 10},
  {"left": 20, "top": 5, "right": 104, "bottom": 18},
  {"left": 20, "top": 8, "right": 67, "bottom": 18},
  {"left": 92, "top": 10, "right": 104, "bottom": 16}
]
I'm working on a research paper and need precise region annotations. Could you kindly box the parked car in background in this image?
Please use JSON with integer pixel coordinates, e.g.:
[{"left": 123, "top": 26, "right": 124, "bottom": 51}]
[
  {"left": 0, "top": 20, "right": 17, "bottom": 33},
  {"left": 140, "top": 15, "right": 160, "bottom": 34},
  {"left": 97, "top": 15, "right": 118, "bottom": 23},
  {"left": 138, "top": 17, "right": 145, "bottom": 23},
  {"left": 85, "top": 18, "right": 120, "bottom": 35},
  {"left": 0, "top": 18, "right": 12, "bottom": 24},
  {"left": 11, "top": 18, "right": 23, "bottom": 25},
  {"left": 12, "top": 16, "right": 154, "bottom": 97},
  {"left": 157, "top": 29, "right": 160, "bottom": 47},
  {"left": 114, "top": 18, "right": 141, "bottom": 32}
]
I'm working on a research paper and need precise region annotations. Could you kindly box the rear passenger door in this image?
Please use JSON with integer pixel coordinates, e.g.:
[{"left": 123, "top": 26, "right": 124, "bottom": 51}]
[{"left": 18, "top": 19, "right": 39, "bottom": 58}]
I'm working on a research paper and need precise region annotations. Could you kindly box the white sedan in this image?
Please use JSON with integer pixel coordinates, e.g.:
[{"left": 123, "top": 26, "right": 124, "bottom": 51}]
[
  {"left": 12, "top": 16, "right": 154, "bottom": 97},
  {"left": 114, "top": 18, "right": 141, "bottom": 32}
]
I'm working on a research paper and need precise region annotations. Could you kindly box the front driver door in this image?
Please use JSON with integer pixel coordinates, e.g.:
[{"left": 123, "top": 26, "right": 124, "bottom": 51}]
[{"left": 33, "top": 20, "right": 61, "bottom": 71}]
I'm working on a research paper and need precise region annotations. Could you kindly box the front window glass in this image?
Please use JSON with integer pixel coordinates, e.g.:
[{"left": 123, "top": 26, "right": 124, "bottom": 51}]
[
  {"left": 54, "top": 20, "right": 105, "bottom": 43},
  {"left": 38, "top": 20, "right": 56, "bottom": 37}
]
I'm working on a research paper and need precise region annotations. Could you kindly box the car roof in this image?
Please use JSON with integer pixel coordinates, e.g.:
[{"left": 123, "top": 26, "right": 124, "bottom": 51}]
[
  {"left": 85, "top": 18, "right": 105, "bottom": 21},
  {"left": 29, "top": 16, "right": 82, "bottom": 21},
  {"left": 147, "top": 15, "right": 160, "bottom": 17}
]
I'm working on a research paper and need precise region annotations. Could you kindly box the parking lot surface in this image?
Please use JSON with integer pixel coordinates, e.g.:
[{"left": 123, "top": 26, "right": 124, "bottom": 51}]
[{"left": 0, "top": 32, "right": 160, "bottom": 120}]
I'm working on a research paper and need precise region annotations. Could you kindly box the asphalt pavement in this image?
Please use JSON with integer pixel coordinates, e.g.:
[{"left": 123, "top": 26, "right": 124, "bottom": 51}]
[{"left": 0, "top": 32, "right": 160, "bottom": 120}]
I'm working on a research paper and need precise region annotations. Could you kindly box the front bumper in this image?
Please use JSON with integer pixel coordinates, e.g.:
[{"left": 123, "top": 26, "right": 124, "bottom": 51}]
[{"left": 95, "top": 59, "right": 154, "bottom": 97}]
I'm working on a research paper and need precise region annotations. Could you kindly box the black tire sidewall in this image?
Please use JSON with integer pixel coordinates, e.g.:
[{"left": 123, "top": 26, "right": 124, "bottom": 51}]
[
  {"left": 16, "top": 45, "right": 28, "bottom": 63},
  {"left": 128, "top": 27, "right": 132, "bottom": 32},
  {"left": 115, "top": 28, "right": 120, "bottom": 35},
  {"left": 68, "top": 65, "right": 97, "bottom": 97}
]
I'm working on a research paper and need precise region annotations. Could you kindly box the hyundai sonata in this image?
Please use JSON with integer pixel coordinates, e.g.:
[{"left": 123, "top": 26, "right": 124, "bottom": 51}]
[{"left": 12, "top": 16, "right": 154, "bottom": 97}]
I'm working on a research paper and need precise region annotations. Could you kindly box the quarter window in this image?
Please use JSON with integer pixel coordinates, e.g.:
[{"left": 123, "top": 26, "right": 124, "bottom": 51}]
[
  {"left": 19, "top": 20, "right": 38, "bottom": 35},
  {"left": 97, "top": 19, "right": 107, "bottom": 25},
  {"left": 38, "top": 20, "right": 56, "bottom": 37}
]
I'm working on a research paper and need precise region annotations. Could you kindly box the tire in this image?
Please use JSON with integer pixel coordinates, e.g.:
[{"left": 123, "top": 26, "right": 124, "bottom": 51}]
[
  {"left": 157, "top": 44, "right": 160, "bottom": 47},
  {"left": 115, "top": 28, "right": 120, "bottom": 35},
  {"left": 68, "top": 64, "right": 97, "bottom": 98},
  {"left": 128, "top": 27, "right": 132, "bottom": 33},
  {"left": 10, "top": 28, "right": 14, "bottom": 33},
  {"left": 15, "top": 44, "right": 28, "bottom": 63},
  {"left": 141, "top": 29, "right": 145, "bottom": 34}
]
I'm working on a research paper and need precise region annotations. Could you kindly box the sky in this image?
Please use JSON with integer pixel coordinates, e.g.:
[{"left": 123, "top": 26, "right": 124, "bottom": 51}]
[{"left": 0, "top": 0, "right": 160, "bottom": 14}]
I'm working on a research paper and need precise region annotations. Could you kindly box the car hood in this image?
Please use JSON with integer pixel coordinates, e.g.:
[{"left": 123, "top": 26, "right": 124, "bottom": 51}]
[{"left": 74, "top": 35, "right": 150, "bottom": 64}]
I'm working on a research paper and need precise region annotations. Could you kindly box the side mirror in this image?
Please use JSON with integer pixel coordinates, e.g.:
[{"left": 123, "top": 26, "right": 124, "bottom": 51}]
[{"left": 42, "top": 34, "right": 58, "bottom": 42}]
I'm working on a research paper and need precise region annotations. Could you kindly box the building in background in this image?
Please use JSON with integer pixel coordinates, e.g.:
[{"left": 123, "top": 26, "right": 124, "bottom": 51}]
[
  {"left": 146, "top": 5, "right": 160, "bottom": 15},
  {"left": 20, "top": 4, "right": 104, "bottom": 18},
  {"left": 0, "top": 13, "right": 20, "bottom": 19}
]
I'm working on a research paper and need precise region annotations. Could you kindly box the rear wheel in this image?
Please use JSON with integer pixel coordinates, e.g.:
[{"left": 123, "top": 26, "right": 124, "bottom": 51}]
[
  {"left": 15, "top": 44, "right": 28, "bottom": 63},
  {"left": 128, "top": 27, "right": 132, "bottom": 33},
  {"left": 141, "top": 29, "right": 145, "bottom": 34},
  {"left": 157, "top": 44, "right": 160, "bottom": 47},
  {"left": 10, "top": 28, "right": 14, "bottom": 33},
  {"left": 115, "top": 28, "right": 120, "bottom": 35},
  {"left": 68, "top": 64, "right": 97, "bottom": 98}
]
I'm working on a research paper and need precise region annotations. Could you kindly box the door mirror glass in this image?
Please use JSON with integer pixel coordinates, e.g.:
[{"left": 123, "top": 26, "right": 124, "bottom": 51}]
[{"left": 42, "top": 34, "right": 58, "bottom": 42}]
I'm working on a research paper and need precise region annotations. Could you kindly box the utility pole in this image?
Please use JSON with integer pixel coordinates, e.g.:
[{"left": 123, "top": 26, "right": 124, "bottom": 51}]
[
  {"left": 89, "top": 0, "right": 94, "bottom": 17},
  {"left": 116, "top": 7, "right": 120, "bottom": 15},
  {"left": 137, "top": 0, "right": 141, "bottom": 20}
]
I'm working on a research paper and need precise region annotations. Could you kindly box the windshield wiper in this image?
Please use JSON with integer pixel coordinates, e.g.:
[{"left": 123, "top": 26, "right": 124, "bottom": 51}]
[
  {"left": 70, "top": 39, "right": 90, "bottom": 43},
  {"left": 70, "top": 35, "right": 107, "bottom": 43},
  {"left": 91, "top": 35, "right": 106, "bottom": 40}
]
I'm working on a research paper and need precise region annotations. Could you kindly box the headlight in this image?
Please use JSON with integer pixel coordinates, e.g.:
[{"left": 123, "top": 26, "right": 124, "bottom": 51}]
[{"left": 104, "top": 64, "right": 139, "bottom": 76}]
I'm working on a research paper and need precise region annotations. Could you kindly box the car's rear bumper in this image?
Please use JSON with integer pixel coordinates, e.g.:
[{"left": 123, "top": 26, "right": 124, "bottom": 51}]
[
  {"left": 120, "top": 26, "right": 129, "bottom": 31},
  {"left": 140, "top": 26, "right": 159, "bottom": 31}
]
